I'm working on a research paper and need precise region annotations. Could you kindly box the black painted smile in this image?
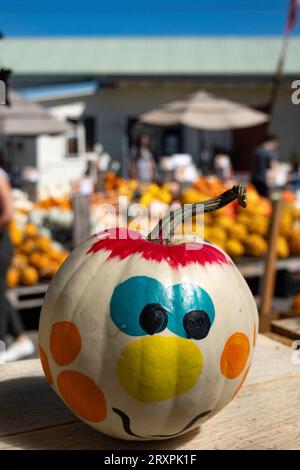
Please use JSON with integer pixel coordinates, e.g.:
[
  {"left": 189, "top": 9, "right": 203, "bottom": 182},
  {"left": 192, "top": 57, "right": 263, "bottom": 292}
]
[{"left": 112, "top": 407, "right": 212, "bottom": 439}]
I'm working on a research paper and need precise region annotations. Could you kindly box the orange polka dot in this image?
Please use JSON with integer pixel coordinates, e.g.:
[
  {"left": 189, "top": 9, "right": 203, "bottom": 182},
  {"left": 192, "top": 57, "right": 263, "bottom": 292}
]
[
  {"left": 39, "top": 345, "right": 53, "bottom": 385},
  {"left": 57, "top": 370, "right": 107, "bottom": 422},
  {"left": 253, "top": 324, "right": 257, "bottom": 347},
  {"left": 50, "top": 321, "right": 81, "bottom": 366},
  {"left": 234, "top": 366, "right": 250, "bottom": 398},
  {"left": 221, "top": 332, "right": 250, "bottom": 379}
]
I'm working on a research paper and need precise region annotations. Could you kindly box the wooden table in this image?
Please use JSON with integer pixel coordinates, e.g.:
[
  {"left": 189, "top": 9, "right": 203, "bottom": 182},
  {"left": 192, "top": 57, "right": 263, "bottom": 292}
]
[{"left": 1, "top": 334, "right": 300, "bottom": 450}]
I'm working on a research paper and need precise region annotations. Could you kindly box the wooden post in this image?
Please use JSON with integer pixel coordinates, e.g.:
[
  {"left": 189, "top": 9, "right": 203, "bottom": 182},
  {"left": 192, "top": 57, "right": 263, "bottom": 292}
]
[
  {"left": 23, "top": 181, "right": 38, "bottom": 202},
  {"left": 260, "top": 196, "right": 283, "bottom": 324},
  {"left": 96, "top": 169, "right": 105, "bottom": 192},
  {"left": 72, "top": 193, "right": 91, "bottom": 248}
]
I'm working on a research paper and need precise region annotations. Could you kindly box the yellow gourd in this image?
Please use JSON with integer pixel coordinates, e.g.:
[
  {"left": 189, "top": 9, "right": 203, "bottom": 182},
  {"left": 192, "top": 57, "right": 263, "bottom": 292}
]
[
  {"left": 288, "top": 230, "right": 300, "bottom": 255},
  {"left": 228, "top": 223, "right": 248, "bottom": 241},
  {"left": 277, "top": 236, "right": 289, "bottom": 259},
  {"left": 246, "top": 234, "right": 268, "bottom": 257},
  {"left": 226, "top": 239, "right": 245, "bottom": 258}
]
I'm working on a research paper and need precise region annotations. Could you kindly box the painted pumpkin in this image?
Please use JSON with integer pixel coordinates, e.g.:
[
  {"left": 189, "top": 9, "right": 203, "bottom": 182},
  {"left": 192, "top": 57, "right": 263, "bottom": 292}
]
[{"left": 39, "top": 185, "right": 258, "bottom": 441}]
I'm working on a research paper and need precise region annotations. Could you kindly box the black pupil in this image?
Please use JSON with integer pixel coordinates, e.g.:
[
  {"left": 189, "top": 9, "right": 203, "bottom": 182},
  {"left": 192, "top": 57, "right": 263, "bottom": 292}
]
[
  {"left": 183, "top": 310, "right": 211, "bottom": 340},
  {"left": 139, "top": 304, "right": 168, "bottom": 335}
]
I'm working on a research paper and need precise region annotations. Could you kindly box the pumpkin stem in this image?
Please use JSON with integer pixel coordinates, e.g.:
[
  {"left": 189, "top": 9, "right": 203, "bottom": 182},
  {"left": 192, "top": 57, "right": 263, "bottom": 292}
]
[{"left": 147, "top": 184, "right": 247, "bottom": 243}]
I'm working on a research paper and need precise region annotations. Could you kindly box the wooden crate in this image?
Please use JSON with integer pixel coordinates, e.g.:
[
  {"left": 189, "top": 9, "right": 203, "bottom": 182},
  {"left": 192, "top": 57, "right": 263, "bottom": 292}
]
[
  {"left": 271, "top": 317, "right": 300, "bottom": 340},
  {"left": 6, "top": 283, "right": 49, "bottom": 310}
]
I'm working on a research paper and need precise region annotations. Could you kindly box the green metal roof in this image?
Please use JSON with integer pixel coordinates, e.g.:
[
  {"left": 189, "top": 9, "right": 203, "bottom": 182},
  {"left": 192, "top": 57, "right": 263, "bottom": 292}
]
[{"left": 0, "top": 37, "right": 299, "bottom": 77}]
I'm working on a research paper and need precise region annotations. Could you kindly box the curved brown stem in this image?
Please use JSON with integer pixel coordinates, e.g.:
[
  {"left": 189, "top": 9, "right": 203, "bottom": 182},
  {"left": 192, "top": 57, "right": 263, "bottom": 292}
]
[{"left": 147, "top": 184, "right": 247, "bottom": 243}]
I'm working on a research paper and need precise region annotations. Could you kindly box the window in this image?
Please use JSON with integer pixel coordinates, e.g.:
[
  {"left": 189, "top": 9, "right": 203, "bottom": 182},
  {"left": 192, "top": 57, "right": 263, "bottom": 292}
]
[
  {"left": 66, "top": 117, "right": 96, "bottom": 156},
  {"left": 66, "top": 118, "right": 83, "bottom": 157},
  {"left": 83, "top": 116, "right": 96, "bottom": 152},
  {"left": 162, "top": 127, "right": 183, "bottom": 156}
]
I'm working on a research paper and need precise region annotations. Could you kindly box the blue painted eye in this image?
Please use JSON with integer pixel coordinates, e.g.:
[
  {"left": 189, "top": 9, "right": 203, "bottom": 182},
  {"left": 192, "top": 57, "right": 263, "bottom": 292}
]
[
  {"left": 110, "top": 276, "right": 170, "bottom": 336},
  {"left": 110, "top": 275, "right": 215, "bottom": 339},
  {"left": 167, "top": 283, "right": 215, "bottom": 339}
]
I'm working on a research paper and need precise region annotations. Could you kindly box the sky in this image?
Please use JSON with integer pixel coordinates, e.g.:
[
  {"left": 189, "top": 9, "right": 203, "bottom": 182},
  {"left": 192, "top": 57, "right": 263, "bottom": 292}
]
[{"left": 1, "top": 0, "right": 300, "bottom": 37}]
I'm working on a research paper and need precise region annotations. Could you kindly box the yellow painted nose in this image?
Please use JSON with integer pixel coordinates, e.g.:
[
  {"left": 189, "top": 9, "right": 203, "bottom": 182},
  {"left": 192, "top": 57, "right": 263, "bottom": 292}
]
[{"left": 116, "top": 336, "right": 203, "bottom": 403}]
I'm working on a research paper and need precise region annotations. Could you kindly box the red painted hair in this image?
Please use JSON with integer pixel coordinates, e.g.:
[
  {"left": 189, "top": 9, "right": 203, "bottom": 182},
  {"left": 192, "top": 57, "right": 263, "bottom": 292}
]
[{"left": 86, "top": 228, "right": 231, "bottom": 270}]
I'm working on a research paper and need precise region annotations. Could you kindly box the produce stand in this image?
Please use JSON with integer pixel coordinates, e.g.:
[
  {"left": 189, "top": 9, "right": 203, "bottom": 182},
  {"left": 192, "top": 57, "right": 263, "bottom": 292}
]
[
  {"left": 5, "top": 257, "right": 299, "bottom": 312},
  {"left": 7, "top": 178, "right": 300, "bottom": 341},
  {"left": 1, "top": 334, "right": 299, "bottom": 450}
]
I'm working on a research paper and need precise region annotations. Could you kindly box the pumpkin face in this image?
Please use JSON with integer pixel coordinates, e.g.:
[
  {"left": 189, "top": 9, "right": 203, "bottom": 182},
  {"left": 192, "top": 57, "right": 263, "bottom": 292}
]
[{"left": 39, "top": 228, "right": 258, "bottom": 440}]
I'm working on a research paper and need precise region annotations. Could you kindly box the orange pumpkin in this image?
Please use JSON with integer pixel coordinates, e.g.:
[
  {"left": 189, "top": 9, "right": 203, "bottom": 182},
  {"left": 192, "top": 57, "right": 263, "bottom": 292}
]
[
  {"left": 21, "top": 266, "right": 39, "bottom": 286},
  {"left": 12, "top": 253, "right": 28, "bottom": 269},
  {"left": 8, "top": 222, "right": 23, "bottom": 246},
  {"left": 40, "top": 262, "right": 61, "bottom": 279},
  {"left": 36, "top": 236, "right": 52, "bottom": 252},
  {"left": 20, "top": 239, "right": 37, "bottom": 255},
  {"left": 24, "top": 223, "right": 38, "bottom": 238},
  {"left": 6, "top": 267, "right": 20, "bottom": 288}
]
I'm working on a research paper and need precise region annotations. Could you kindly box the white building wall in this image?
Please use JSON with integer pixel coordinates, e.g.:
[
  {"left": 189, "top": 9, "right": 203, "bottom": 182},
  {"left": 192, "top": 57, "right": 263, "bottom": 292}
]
[
  {"left": 35, "top": 101, "right": 96, "bottom": 189},
  {"left": 34, "top": 82, "right": 300, "bottom": 185},
  {"left": 36, "top": 134, "right": 87, "bottom": 187},
  {"left": 82, "top": 83, "right": 299, "bottom": 162}
]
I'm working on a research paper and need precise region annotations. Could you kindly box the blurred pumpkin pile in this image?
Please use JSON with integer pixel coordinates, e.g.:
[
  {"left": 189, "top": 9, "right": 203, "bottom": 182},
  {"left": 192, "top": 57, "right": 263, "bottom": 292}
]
[
  {"left": 127, "top": 182, "right": 180, "bottom": 233},
  {"left": 292, "top": 293, "right": 300, "bottom": 313},
  {"left": 6, "top": 221, "right": 69, "bottom": 288},
  {"left": 34, "top": 196, "right": 72, "bottom": 211},
  {"left": 139, "top": 183, "right": 174, "bottom": 206},
  {"left": 181, "top": 177, "right": 300, "bottom": 259},
  {"left": 104, "top": 171, "right": 138, "bottom": 199}
]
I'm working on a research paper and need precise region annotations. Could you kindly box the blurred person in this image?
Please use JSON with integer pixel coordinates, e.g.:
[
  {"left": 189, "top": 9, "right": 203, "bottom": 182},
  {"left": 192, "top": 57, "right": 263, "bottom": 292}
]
[
  {"left": 129, "top": 134, "right": 157, "bottom": 183},
  {"left": 213, "top": 146, "right": 233, "bottom": 182},
  {"left": 0, "top": 158, "right": 34, "bottom": 363},
  {"left": 251, "top": 133, "right": 279, "bottom": 197}
]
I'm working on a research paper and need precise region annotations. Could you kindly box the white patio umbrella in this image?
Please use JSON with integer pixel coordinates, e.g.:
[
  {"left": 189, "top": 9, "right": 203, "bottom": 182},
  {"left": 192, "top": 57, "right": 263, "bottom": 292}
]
[
  {"left": 139, "top": 91, "right": 269, "bottom": 130},
  {"left": 0, "top": 90, "right": 70, "bottom": 136}
]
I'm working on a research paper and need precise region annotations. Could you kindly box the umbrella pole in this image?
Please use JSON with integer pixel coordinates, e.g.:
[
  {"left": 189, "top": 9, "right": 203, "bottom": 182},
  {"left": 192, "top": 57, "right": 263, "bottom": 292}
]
[
  {"left": 200, "top": 130, "right": 210, "bottom": 174},
  {"left": 121, "top": 118, "right": 129, "bottom": 179},
  {"left": 268, "top": 29, "right": 290, "bottom": 124}
]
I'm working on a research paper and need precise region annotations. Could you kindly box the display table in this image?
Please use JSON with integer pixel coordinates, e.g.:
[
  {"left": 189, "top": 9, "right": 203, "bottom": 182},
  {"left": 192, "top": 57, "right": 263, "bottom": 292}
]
[
  {"left": 237, "top": 256, "right": 300, "bottom": 278},
  {"left": 0, "top": 334, "right": 299, "bottom": 450}
]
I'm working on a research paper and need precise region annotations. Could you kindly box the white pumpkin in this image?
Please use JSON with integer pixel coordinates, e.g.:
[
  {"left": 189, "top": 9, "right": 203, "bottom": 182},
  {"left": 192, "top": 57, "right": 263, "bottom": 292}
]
[{"left": 39, "top": 186, "right": 258, "bottom": 441}]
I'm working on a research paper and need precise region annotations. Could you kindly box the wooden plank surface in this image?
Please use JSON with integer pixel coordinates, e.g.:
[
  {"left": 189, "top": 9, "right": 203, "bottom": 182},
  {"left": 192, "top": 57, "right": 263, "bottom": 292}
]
[{"left": 0, "top": 334, "right": 300, "bottom": 450}]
